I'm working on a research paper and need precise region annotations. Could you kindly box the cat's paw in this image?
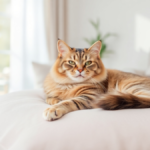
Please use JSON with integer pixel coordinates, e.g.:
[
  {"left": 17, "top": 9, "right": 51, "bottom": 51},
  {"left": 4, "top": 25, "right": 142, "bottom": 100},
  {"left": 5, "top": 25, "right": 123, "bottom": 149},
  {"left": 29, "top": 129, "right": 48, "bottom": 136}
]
[
  {"left": 46, "top": 98, "right": 61, "bottom": 105},
  {"left": 43, "top": 106, "right": 65, "bottom": 121},
  {"left": 50, "top": 99, "right": 61, "bottom": 105}
]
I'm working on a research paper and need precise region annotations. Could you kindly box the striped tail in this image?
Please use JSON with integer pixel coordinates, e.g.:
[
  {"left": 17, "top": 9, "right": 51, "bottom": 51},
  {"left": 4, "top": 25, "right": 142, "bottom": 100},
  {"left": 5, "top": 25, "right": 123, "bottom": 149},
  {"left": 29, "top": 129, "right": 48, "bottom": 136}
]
[{"left": 97, "top": 93, "right": 150, "bottom": 110}]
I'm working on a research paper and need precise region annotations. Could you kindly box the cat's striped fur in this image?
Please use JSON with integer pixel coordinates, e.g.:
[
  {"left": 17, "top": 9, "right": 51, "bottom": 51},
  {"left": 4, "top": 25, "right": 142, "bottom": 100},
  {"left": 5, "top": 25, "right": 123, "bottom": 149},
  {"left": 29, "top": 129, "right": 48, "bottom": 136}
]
[{"left": 43, "top": 40, "right": 150, "bottom": 121}]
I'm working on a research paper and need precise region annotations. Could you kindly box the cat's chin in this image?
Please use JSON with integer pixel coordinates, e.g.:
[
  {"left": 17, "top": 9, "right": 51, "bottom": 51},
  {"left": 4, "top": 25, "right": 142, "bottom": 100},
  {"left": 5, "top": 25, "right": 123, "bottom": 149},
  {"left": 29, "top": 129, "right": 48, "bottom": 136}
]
[
  {"left": 66, "top": 72, "right": 94, "bottom": 83},
  {"left": 71, "top": 78, "right": 86, "bottom": 83},
  {"left": 66, "top": 74, "right": 85, "bottom": 82},
  {"left": 68, "top": 75, "right": 90, "bottom": 83}
]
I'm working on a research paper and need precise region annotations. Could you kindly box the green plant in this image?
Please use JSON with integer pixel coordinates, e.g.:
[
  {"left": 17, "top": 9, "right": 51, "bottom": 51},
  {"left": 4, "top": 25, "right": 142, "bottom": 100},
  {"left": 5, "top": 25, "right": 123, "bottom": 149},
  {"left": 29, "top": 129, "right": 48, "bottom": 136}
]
[{"left": 84, "top": 19, "right": 116, "bottom": 58}]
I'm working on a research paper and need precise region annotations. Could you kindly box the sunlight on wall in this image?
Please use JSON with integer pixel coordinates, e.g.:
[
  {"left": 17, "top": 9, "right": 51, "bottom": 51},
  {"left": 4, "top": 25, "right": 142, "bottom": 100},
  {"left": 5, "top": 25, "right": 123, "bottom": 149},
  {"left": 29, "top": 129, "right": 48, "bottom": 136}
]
[{"left": 135, "top": 14, "right": 150, "bottom": 52}]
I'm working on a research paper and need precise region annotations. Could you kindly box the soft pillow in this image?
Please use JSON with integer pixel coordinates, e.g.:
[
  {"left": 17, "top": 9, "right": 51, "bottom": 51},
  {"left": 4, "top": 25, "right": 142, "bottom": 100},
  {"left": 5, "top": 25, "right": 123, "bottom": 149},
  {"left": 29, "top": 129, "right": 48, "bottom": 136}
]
[
  {"left": 1, "top": 89, "right": 150, "bottom": 150},
  {"left": 32, "top": 62, "right": 51, "bottom": 88}
]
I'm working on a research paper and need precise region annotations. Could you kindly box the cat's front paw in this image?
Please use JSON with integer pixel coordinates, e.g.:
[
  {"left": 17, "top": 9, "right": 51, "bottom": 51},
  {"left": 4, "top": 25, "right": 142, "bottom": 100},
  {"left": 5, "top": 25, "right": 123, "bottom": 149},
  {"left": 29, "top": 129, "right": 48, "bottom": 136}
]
[
  {"left": 46, "top": 98, "right": 61, "bottom": 105},
  {"left": 43, "top": 106, "right": 65, "bottom": 121}
]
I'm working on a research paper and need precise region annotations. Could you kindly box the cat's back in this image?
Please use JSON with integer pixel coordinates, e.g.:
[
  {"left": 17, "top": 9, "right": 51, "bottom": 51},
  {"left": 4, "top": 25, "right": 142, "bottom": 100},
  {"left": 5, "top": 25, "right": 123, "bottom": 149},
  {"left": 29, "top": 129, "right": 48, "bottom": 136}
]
[
  {"left": 106, "top": 69, "right": 150, "bottom": 89},
  {"left": 107, "top": 69, "right": 147, "bottom": 80}
]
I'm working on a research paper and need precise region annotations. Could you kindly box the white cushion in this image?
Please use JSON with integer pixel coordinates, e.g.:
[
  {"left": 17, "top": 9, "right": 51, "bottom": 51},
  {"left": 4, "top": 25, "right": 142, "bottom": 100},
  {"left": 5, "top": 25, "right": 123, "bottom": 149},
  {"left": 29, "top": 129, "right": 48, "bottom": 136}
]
[
  {"left": 1, "top": 90, "right": 150, "bottom": 150},
  {"left": 32, "top": 62, "right": 51, "bottom": 88}
]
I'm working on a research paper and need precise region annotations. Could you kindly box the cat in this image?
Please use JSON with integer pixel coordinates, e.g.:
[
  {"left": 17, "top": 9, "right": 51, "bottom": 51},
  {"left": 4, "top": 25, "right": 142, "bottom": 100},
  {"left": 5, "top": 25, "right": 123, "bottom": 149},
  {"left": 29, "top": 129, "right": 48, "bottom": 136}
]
[{"left": 43, "top": 39, "right": 150, "bottom": 121}]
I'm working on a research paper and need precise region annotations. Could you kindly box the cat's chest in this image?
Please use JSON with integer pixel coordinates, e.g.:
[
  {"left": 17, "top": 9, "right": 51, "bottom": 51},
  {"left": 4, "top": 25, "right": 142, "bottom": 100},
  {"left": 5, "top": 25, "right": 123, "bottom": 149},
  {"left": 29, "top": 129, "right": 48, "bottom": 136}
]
[
  {"left": 53, "top": 84, "right": 78, "bottom": 99},
  {"left": 56, "top": 84, "right": 75, "bottom": 90},
  {"left": 50, "top": 83, "right": 102, "bottom": 100}
]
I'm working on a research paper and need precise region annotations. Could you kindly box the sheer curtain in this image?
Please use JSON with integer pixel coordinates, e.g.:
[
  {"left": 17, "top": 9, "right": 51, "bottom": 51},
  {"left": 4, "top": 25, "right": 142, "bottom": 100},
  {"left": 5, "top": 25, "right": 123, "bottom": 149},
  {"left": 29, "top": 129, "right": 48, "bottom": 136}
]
[
  {"left": 10, "top": 0, "right": 49, "bottom": 91},
  {"left": 10, "top": 0, "right": 68, "bottom": 92},
  {"left": 44, "top": 0, "right": 68, "bottom": 62}
]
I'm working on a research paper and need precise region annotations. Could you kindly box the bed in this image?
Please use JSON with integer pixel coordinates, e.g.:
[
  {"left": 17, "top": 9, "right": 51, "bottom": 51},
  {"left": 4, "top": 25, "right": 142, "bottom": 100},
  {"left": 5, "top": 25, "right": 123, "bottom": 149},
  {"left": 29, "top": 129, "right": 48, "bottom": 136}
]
[{"left": 0, "top": 89, "right": 150, "bottom": 150}]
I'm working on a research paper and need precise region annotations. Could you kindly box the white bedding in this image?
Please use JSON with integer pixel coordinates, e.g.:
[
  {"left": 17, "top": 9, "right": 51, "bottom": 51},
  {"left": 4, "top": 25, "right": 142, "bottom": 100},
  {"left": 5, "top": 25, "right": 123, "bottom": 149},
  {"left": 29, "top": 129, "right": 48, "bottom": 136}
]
[{"left": 0, "top": 90, "right": 150, "bottom": 150}]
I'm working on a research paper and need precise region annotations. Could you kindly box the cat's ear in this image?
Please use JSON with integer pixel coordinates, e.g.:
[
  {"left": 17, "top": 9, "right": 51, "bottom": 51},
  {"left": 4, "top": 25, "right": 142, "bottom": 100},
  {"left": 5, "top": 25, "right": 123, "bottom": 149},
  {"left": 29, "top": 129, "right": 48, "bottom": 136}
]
[
  {"left": 57, "top": 39, "right": 70, "bottom": 57},
  {"left": 88, "top": 40, "right": 102, "bottom": 57}
]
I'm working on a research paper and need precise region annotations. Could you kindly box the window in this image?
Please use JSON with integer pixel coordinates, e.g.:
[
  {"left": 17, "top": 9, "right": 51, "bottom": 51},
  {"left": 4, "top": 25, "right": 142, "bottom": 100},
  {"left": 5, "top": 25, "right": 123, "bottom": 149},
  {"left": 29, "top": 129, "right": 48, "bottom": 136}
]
[{"left": 0, "top": 0, "right": 11, "bottom": 95}]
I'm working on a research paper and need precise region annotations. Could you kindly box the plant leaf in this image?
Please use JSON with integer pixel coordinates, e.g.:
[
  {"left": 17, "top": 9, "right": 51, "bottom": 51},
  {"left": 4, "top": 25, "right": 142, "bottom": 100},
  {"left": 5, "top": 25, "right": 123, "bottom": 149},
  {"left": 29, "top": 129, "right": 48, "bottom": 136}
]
[
  {"left": 103, "top": 33, "right": 117, "bottom": 41},
  {"left": 91, "top": 39, "right": 97, "bottom": 45},
  {"left": 100, "top": 43, "right": 106, "bottom": 57},
  {"left": 97, "top": 33, "right": 101, "bottom": 41},
  {"left": 101, "top": 50, "right": 114, "bottom": 58},
  {"left": 95, "top": 19, "right": 99, "bottom": 31},
  {"left": 83, "top": 38, "right": 91, "bottom": 45},
  {"left": 84, "top": 19, "right": 116, "bottom": 58},
  {"left": 89, "top": 20, "right": 97, "bottom": 29}
]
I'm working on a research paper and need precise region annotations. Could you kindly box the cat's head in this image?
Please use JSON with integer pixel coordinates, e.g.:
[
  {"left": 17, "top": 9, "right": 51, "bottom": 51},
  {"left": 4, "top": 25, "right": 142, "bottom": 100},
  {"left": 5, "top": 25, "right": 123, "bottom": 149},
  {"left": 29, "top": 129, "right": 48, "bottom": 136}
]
[{"left": 50, "top": 40, "right": 107, "bottom": 84}]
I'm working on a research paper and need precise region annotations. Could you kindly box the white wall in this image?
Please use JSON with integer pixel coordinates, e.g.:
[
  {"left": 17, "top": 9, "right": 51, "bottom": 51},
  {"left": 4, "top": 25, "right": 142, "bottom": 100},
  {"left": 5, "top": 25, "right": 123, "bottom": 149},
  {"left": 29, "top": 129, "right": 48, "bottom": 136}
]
[{"left": 67, "top": 0, "right": 150, "bottom": 72}]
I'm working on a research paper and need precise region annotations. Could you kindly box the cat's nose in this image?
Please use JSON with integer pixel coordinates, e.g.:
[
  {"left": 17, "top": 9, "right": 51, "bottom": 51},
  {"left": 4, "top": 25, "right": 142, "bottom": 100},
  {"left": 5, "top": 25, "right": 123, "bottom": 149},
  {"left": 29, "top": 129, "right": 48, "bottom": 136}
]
[{"left": 78, "top": 69, "right": 83, "bottom": 73}]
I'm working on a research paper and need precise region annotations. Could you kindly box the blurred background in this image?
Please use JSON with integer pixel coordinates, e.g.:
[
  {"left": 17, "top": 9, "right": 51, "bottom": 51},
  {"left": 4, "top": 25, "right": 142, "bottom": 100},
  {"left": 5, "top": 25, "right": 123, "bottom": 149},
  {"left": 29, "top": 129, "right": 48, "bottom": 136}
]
[{"left": 1, "top": 0, "right": 150, "bottom": 94}]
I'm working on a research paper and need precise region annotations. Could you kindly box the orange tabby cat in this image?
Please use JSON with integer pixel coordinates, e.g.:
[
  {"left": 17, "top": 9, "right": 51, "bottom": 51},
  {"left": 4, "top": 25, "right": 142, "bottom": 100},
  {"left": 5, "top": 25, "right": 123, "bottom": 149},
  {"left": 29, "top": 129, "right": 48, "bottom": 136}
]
[{"left": 43, "top": 39, "right": 150, "bottom": 121}]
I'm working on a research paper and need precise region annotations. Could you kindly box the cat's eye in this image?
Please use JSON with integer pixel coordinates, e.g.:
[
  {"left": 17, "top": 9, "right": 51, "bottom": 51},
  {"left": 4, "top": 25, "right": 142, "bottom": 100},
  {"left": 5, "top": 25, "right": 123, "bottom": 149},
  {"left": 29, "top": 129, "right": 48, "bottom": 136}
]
[
  {"left": 85, "top": 61, "right": 92, "bottom": 66},
  {"left": 68, "top": 60, "right": 75, "bottom": 65}
]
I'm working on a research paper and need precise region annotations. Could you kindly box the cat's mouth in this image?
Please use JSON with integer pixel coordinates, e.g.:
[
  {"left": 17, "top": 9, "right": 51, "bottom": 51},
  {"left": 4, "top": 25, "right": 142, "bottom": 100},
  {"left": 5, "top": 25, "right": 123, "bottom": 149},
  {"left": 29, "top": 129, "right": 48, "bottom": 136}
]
[{"left": 76, "top": 75, "right": 84, "bottom": 78}]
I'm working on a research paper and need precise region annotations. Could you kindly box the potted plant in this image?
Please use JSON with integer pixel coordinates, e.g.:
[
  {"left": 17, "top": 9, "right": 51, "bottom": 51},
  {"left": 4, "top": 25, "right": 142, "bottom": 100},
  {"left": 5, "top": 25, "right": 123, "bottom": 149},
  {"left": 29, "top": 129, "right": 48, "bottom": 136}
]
[{"left": 84, "top": 19, "right": 116, "bottom": 58}]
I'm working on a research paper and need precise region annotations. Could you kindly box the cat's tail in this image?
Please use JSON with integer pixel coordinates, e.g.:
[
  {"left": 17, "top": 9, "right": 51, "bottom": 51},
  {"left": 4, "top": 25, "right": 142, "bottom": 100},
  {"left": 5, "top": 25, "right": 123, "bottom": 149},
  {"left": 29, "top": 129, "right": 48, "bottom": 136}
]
[{"left": 96, "top": 92, "right": 150, "bottom": 110}]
